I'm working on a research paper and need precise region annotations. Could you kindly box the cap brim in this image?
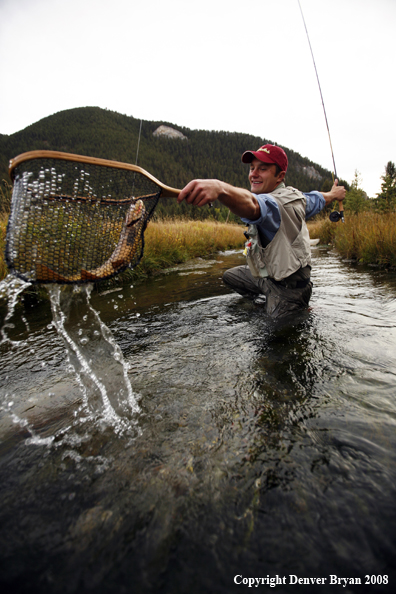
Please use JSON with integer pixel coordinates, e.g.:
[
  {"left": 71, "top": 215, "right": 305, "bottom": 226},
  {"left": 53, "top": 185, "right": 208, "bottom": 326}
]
[{"left": 241, "top": 150, "right": 274, "bottom": 164}]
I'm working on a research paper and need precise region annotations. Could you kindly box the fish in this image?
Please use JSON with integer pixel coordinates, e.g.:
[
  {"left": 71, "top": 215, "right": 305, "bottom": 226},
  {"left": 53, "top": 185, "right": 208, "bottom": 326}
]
[{"left": 80, "top": 199, "right": 146, "bottom": 281}]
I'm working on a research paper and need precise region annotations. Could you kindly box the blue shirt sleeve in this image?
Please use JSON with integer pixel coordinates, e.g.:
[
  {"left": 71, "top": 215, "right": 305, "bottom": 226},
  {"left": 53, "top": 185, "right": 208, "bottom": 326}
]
[
  {"left": 305, "top": 191, "right": 326, "bottom": 219},
  {"left": 241, "top": 191, "right": 326, "bottom": 242}
]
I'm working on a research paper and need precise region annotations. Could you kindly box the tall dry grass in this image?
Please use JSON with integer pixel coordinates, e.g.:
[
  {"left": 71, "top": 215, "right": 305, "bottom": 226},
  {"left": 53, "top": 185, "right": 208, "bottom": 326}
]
[
  {"left": 130, "top": 218, "right": 244, "bottom": 278},
  {"left": 0, "top": 179, "right": 12, "bottom": 281},
  {"left": 307, "top": 217, "right": 336, "bottom": 245},
  {"left": 0, "top": 213, "right": 8, "bottom": 281},
  {"left": 308, "top": 212, "right": 396, "bottom": 267},
  {"left": 333, "top": 212, "right": 396, "bottom": 267}
]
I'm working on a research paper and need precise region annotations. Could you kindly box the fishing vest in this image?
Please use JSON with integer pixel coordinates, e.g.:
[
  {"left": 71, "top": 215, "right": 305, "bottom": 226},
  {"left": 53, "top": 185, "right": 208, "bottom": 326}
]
[{"left": 244, "top": 184, "right": 312, "bottom": 282}]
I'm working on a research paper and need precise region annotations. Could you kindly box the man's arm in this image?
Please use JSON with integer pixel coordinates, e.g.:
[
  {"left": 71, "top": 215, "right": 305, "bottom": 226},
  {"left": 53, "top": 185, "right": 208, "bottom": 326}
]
[
  {"left": 177, "top": 179, "right": 260, "bottom": 219},
  {"left": 321, "top": 179, "right": 346, "bottom": 206}
]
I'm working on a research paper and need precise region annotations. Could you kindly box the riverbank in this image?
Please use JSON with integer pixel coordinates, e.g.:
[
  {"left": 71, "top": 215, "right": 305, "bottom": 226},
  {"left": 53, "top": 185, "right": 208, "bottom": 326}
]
[
  {"left": 117, "top": 218, "right": 245, "bottom": 282},
  {"left": 2, "top": 212, "right": 396, "bottom": 286},
  {"left": 307, "top": 211, "right": 396, "bottom": 268}
]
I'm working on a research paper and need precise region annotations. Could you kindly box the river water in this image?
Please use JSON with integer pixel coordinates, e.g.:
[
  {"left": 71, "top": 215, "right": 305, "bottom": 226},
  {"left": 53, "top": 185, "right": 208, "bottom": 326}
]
[{"left": 0, "top": 245, "right": 396, "bottom": 594}]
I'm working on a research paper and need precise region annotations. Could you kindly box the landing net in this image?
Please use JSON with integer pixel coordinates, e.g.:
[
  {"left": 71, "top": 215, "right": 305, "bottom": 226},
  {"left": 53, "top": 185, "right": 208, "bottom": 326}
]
[{"left": 6, "top": 154, "right": 163, "bottom": 284}]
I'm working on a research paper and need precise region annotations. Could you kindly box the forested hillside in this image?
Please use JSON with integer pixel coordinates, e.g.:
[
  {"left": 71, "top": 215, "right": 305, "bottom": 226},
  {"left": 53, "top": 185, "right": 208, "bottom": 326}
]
[{"left": 0, "top": 106, "right": 338, "bottom": 219}]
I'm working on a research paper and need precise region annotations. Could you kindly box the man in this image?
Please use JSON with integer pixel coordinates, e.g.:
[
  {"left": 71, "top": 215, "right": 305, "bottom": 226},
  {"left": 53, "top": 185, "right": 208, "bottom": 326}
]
[{"left": 177, "top": 144, "right": 346, "bottom": 318}]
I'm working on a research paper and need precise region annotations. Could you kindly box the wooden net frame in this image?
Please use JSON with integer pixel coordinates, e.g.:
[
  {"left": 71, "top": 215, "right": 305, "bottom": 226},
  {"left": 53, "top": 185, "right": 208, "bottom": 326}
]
[{"left": 6, "top": 151, "right": 180, "bottom": 284}]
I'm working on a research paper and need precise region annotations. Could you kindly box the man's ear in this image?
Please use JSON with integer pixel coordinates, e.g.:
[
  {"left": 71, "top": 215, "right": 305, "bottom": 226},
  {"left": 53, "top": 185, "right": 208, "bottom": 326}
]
[{"left": 278, "top": 170, "right": 286, "bottom": 183}]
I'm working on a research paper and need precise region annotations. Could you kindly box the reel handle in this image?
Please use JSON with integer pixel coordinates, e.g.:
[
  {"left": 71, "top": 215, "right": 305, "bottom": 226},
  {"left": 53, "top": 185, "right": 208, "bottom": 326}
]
[{"left": 339, "top": 200, "right": 344, "bottom": 222}]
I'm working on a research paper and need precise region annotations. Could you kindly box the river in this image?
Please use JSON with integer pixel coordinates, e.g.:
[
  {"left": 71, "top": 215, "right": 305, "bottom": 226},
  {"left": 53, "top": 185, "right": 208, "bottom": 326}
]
[{"left": 0, "top": 245, "right": 396, "bottom": 593}]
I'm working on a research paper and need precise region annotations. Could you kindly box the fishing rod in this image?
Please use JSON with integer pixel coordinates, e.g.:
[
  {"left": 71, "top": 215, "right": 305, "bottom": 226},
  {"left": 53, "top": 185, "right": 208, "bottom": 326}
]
[{"left": 298, "top": 0, "right": 344, "bottom": 222}]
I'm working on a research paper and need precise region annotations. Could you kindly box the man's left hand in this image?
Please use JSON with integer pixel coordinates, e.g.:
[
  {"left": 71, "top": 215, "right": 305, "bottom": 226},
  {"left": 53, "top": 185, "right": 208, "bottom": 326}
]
[{"left": 323, "top": 179, "right": 346, "bottom": 206}]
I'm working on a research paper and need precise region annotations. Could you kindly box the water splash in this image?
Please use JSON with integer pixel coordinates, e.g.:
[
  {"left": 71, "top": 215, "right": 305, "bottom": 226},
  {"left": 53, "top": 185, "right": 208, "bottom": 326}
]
[
  {"left": 47, "top": 284, "right": 140, "bottom": 434},
  {"left": 10, "top": 409, "right": 56, "bottom": 447},
  {"left": 1, "top": 275, "right": 140, "bottom": 442},
  {"left": 0, "top": 275, "right": 32, "bottom": 345}
]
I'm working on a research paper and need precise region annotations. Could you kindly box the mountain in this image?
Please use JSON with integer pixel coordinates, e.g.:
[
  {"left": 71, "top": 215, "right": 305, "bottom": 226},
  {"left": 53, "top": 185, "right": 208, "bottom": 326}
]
[{"left": 0, "top": 106, "right": 336, "bottom": 219}]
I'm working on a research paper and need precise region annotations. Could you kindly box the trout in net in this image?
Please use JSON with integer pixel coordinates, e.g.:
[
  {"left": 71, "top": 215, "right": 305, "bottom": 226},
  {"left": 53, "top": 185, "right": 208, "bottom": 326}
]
[{"left": 5, "top": 151, "right": 180, "bottom": 284}]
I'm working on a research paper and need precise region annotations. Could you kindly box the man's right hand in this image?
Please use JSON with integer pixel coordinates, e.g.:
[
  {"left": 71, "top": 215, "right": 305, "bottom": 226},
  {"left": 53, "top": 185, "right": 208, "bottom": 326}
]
[{"left": 177, "top": 179, "right": 221, "bottom": 208}]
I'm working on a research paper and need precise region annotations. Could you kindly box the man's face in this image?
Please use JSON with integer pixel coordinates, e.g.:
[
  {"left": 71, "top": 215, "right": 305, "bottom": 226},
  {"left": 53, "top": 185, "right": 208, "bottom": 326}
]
[{"left": 248, "top": 158, "right": 285, "bottom": 194}]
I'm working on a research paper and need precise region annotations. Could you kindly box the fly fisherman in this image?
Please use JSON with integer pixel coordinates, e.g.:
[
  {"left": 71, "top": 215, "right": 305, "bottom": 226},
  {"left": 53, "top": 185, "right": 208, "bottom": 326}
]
[{"left": 177, "top": 144, "right": 346, "bottom": 318}]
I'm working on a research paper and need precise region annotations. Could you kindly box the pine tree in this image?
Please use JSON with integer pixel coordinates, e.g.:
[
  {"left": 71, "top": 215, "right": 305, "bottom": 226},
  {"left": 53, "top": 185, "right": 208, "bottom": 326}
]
[
  {"left": 345, "top": 170, "right": 367, "bottom": 214},
  {"left": 375, "top": 161, "right": 396, "bottom": 212}
]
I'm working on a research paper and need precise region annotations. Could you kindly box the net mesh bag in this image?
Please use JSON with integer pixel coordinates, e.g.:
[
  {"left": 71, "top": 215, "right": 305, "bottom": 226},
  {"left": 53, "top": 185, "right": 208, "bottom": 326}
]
[{"left": 6, "top": 155, "right": 163, "bottom": 284}]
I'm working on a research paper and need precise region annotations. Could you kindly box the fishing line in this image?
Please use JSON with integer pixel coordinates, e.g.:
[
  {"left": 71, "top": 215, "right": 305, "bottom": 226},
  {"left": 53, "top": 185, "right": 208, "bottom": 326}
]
[
  {"left": 135, "top": 119, "right": 143, "bottom": 166},
  {"left": 132, "top": 118, "right": 143, "bottom": 197},
  {"left": 298, "top": 0, "right": 338, "bottom": 182}
]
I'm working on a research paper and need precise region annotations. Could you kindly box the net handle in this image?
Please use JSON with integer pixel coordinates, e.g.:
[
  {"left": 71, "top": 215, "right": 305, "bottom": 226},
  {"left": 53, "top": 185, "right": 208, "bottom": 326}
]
[{"left": 8, "top": 150, "right": 181, "bottom": 198}]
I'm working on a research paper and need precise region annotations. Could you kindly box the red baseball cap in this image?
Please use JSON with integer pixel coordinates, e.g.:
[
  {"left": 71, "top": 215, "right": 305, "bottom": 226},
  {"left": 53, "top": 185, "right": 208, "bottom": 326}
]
[{"left": 241, "top": 144, "right": 288, "bottom": 173}]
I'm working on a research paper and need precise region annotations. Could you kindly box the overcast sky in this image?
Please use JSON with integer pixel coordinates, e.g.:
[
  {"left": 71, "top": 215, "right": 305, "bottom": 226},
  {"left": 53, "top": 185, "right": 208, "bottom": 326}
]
[{"left": 0, "top": 0, "right": 394, "bottom": 197}]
